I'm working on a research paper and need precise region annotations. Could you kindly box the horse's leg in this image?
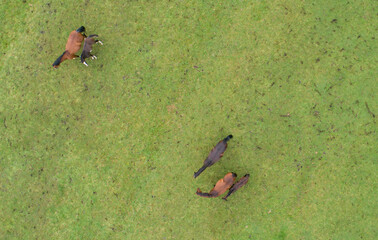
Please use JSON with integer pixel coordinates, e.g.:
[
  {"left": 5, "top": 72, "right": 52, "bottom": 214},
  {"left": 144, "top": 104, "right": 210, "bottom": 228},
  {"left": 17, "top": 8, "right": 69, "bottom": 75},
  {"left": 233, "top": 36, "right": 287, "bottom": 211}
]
[{"left": 95, "top": 40, "right": 103, "bottom": 45}]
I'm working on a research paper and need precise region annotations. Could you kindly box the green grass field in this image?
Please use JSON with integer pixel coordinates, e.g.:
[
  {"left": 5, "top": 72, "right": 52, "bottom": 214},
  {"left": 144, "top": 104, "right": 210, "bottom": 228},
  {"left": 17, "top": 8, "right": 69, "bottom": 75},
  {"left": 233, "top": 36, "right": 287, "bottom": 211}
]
[{"left": 0, "top": 0, "right": 377, "bottom": 239}]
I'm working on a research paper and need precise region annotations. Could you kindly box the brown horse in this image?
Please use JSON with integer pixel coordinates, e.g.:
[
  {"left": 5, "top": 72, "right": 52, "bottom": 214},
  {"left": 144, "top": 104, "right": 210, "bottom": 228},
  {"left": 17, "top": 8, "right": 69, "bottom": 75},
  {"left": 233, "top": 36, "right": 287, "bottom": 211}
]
[
  {"left": 196, "top": 172, "right": 237, "bottom": 198},
  {"left": 52, "top": 26, "right": 86, "bottom": 68}
]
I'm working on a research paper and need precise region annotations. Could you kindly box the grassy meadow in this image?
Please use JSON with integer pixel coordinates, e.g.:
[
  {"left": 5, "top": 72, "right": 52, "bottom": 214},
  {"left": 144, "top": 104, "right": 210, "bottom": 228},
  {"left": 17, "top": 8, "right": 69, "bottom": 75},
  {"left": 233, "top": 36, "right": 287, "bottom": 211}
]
[{"left": 0, "top": 0, "right": 376, "bottom": 239}]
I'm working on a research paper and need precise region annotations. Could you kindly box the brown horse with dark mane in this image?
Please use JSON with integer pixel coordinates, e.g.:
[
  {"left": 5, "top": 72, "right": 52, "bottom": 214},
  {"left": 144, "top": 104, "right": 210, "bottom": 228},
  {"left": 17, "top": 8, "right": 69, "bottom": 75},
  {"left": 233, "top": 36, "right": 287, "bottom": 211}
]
[
  {"left": 196, "top": 172, "right": 237, "bottom": 198},
  {"left": 52, "top": 26, "right": 86, "bottom": 68}
]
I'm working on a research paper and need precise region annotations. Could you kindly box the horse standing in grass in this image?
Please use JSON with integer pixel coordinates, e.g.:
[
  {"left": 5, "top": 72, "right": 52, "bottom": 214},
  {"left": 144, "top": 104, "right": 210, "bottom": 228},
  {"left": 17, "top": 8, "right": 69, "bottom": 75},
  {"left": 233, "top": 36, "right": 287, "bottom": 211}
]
[
  {"left": 194, "top": 135, "right": 233, "bottom": 178},
  {"left": 52, "top": 26, "right": 86, "bottom": 68},
  {"left": 80, "top": 34, "right": 103, "bottom": 66},
  {"left": 196, "top": 172, "right": 237, "bottom": 198}
]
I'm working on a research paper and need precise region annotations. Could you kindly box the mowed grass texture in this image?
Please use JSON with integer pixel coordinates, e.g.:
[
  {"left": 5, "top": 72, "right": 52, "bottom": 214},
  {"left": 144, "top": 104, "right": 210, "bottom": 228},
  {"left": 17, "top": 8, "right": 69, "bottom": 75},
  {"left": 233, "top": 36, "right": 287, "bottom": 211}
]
[{"left": 0, "top": 0, "right": 376, "bottom": 239}]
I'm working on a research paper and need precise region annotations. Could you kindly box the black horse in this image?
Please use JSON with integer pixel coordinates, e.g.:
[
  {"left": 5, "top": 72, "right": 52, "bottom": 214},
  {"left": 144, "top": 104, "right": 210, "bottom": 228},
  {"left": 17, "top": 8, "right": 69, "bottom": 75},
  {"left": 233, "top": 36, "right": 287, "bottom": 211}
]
[{"left": 80, "top": 34, "right": 103, "bottom": 66}]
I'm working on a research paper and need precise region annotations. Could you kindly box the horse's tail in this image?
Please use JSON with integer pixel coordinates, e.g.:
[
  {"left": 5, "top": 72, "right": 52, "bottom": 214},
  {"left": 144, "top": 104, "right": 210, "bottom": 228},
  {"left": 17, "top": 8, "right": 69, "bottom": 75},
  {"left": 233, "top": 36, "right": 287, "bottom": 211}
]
[
  {"left": 193, "top": 164, "right": 208, "bottom": 178},
  {"left": 52, "top": 51, "right": 67, "bottom": 68},
  {"left": 222, "top": 189, "right": 233, "bottom": 201},
  {"left": 196, "top": 188, "right": 215, "bottom": 198},
  {"left": 222, "top": 194, "right": 230, "bottom": 201},
  {"left": 88, "top": 34, "right": 99, "bottom": 38},
  {"left": 223, "top": 135, "right": 233, "bottom": 142}
]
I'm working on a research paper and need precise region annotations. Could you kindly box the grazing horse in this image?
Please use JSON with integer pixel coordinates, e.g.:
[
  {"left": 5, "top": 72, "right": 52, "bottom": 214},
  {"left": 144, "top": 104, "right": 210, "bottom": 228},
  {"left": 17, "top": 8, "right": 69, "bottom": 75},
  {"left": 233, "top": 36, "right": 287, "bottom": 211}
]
[
  {"left": 52, "top": 26, "right": 86, "bottom": 68},
  {"left": 80, "top": 34, "right": 103, "bottom": 66},
  {"left": 194, "top": 135, "right": 233, "bottom": 178},
  {"left": 196, "top": 172, "right": 237, "bottom": 198},
  {"left": 222, "top": 174, "right": 250, "bottom": 201}
]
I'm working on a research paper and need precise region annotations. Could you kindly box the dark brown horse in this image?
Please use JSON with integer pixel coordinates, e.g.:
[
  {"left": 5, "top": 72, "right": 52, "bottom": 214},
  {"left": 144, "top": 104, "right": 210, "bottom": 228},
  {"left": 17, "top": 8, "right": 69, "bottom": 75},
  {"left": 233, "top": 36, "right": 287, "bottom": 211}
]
[
  {"left": 222, "top": 174, "right": 250, "bottom": 201},
  {"left": 52, "top": 26, "right": 86, "bottom": 68},
  {"left": 194, "top": 135, "right": 233, "bottom": 178},
  {"left": 196, "top": 172, "right": 237, "bottom": 198},
  {"left": 80, "top": 34, "right": 103, "bottom": 66}
]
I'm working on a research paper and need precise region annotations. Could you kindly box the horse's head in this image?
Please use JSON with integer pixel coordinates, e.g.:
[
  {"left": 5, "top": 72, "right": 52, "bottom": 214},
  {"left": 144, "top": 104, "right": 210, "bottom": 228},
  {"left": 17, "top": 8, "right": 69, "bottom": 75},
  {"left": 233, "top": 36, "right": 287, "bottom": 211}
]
[{"left": 76, "top": 26, "right": 86, "bottom": 33}]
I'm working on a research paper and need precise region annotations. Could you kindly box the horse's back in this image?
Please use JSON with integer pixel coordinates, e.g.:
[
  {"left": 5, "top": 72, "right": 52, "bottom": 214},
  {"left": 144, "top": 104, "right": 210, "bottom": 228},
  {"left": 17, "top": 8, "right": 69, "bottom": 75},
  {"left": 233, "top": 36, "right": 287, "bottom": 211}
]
[
  {"left": 83, "top": 37, "right": 96, "bottom": 51},
  {"left": 65, "top": 31, "right": 84, "bottom": 54}
]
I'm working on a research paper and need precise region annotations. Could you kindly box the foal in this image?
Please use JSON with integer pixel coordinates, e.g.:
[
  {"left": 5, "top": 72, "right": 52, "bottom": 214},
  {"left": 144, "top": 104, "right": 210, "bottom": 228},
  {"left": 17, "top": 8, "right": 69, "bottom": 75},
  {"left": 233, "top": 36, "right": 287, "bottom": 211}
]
[
  {"left": 80, "top": 34, "right": 103, "bottom": 66},
  {"left": 222, "top": 174, "right": 250, "bottom": 201},
  {"left": 52, "top": 26, "right": 86, "bottom": 68}
]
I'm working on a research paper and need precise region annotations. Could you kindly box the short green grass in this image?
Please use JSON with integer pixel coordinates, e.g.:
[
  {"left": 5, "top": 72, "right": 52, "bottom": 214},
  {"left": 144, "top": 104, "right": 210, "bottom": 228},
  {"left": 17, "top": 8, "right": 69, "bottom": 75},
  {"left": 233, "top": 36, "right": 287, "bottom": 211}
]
[{"left": 0, "top": 0, "right": 376, "bottom": 239}]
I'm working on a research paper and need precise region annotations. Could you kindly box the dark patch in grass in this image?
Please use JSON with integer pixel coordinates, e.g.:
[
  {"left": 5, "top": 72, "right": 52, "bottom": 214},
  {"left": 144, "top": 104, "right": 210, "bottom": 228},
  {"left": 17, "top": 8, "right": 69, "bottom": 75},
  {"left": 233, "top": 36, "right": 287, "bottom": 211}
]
[
  {"left": 255, "top": 89, "right": 265, "bottom": 96},
  {"left": 316, "top": 128, "right": 325, "bottom": 134},
  {"left": 296, "top": 162, "right": 303, "bottom": 171},
  {"left": 365, "top": 102, "right": 375, "bottom": 118},
  {"left": 276, "top": 226, "right": 288, "bottom": 239},
  {"left": 313, "top": 84, "right": 322, "bottom": 96}
]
